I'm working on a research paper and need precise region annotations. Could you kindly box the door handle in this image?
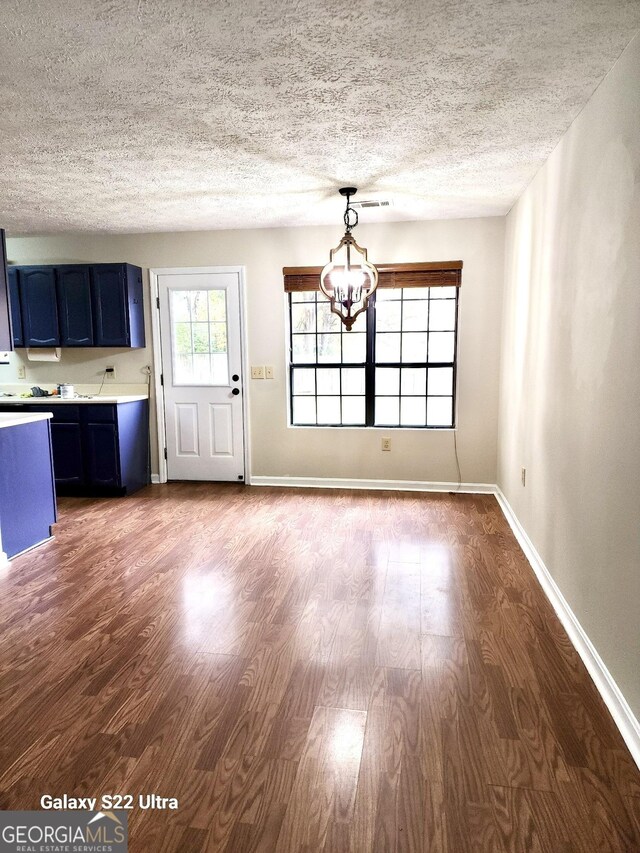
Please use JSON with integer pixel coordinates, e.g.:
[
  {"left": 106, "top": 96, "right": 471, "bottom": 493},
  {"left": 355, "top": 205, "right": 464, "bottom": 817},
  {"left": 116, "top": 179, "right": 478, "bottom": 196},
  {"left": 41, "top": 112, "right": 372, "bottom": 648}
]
[
  {"left": 231, "top": 388, "right": 240, "bottom": 396},
  {"left": 232, "top": 374, "right": 239, "bottom": 382}
]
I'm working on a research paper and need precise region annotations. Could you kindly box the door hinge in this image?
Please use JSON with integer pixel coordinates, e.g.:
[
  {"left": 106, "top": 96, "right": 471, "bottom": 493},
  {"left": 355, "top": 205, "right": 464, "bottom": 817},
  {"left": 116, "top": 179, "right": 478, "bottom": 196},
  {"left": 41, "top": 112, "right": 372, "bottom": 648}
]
[
  {"left": 156, "top": 296, "right": 160, "bottom": 309},
  {"left": 164, "top": 447, "right": 167, "bottom": 460},
  {"left": 160, "top": 373, "right": 164, "bottom": 386}
]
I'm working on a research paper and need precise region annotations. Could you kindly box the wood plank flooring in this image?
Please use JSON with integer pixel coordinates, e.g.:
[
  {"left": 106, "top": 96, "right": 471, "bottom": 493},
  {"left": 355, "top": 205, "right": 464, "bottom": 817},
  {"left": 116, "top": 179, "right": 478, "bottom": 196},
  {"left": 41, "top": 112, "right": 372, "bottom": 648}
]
[{"left": 0, "top": 483, "right": 638, "bottom": 852}]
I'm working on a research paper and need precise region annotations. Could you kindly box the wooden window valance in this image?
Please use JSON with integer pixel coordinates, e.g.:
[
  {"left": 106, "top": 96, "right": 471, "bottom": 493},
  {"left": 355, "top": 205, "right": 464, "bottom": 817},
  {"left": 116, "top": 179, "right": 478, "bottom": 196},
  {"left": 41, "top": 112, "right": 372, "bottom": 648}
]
[{"left": 283, "top": 260, "right": 462, "bottom": 292}]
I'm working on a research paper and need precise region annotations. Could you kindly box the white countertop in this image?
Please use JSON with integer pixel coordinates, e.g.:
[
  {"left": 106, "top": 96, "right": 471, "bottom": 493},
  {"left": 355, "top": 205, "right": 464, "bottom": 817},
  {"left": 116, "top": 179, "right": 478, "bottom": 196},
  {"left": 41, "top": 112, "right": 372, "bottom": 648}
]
[
  {"left": 0, "top": 412, "right": 53, "bottom": 429},
  {"left": 0, "top": 395, "right": 148, "bottom": 404}
]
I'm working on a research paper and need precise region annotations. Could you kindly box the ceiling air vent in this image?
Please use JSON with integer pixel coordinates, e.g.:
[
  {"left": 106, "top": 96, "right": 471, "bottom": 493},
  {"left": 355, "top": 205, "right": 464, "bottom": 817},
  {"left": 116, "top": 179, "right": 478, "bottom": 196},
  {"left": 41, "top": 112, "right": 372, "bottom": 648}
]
[{"left": 350, "top": 199, "right": 393, "bottom": 210}]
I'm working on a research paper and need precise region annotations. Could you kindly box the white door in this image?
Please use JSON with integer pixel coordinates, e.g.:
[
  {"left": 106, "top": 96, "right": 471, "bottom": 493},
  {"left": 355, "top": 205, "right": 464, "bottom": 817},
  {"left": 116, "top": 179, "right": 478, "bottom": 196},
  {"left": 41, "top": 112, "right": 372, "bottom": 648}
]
[{"left": 157, "top": 269, "right": 245, "bottom": 482}]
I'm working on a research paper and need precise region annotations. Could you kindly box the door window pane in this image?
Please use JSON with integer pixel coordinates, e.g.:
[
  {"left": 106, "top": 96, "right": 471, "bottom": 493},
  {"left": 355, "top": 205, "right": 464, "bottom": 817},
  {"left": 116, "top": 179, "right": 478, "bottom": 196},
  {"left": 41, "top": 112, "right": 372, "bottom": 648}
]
[{"left": 171, "top": 289, "right": 229, "bottom": 385}]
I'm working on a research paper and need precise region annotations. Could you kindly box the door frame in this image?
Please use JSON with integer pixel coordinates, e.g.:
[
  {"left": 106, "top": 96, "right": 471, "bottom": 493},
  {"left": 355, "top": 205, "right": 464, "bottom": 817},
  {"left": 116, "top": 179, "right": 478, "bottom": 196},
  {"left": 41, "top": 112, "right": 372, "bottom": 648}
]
[{"left": 149, "top": 266, "right": 251, "bottom": 485}]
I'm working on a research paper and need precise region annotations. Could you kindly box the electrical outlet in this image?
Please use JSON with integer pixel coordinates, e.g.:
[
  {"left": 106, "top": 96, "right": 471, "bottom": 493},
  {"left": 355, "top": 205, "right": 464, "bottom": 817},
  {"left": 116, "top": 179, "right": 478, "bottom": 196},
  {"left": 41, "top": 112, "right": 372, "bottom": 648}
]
[
  {"left": 382, "top": 437, "right": 391, "bottom": 451},
  {"left": 265, "top": 365, "right": 274, "bottom": 379},
  {"left": 105, "top": 365, "right": 116, "bottom": 381},
  {"left": 521, "top": 467, "right": 526, "bottom": 486},
  {"left": 17, "top": 365, "right": 26, "bottom": 380},
  {"left": 251, "top": 366, "right": 265, "bottom": 379}
]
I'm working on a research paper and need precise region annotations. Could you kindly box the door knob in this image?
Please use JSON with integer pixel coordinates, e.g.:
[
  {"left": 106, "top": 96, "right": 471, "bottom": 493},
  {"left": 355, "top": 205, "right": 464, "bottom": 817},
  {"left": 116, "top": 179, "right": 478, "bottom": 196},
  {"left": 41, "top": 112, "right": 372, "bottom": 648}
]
[
  {"left": 232, "top": 388, "right": 240, "bottom": 396},
  {"left": 232, "top": 374, "right": 239, "bottom": 381}
]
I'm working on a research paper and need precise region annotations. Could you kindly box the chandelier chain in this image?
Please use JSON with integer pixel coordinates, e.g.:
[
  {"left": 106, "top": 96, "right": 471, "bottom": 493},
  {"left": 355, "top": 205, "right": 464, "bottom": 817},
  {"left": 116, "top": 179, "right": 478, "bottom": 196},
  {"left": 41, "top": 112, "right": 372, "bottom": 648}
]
[{"left": 343, "top": 195, "right": 359, "bottom": 232}]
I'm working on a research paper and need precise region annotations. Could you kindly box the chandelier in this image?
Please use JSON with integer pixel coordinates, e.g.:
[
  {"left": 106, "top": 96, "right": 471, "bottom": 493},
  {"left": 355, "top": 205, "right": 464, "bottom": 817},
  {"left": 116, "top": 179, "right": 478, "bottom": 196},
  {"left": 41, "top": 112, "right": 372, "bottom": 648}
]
[{"left": 320, "top": 187, "right": 379, "bottom": 330}]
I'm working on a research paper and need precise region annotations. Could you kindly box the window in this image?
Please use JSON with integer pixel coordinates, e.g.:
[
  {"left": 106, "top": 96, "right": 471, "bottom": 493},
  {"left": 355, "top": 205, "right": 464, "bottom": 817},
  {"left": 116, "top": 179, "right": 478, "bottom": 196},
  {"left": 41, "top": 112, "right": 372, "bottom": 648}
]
[{"left": 286, "top": 262, "right": 461, "bottom": 428}]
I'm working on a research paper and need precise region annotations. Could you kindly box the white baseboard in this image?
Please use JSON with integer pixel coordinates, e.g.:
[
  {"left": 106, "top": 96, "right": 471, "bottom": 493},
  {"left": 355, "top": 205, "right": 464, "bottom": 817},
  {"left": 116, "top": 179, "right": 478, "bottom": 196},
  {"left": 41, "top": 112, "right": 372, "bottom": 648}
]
[
  {"left": 250, "top": 475, "right": 495, "bottom": 494},
  {"left": 494, "top": 488, "right": 640, "bottom": 770},
  {"left": 151, "top": 474, "right": 161, "bottom": 485}
]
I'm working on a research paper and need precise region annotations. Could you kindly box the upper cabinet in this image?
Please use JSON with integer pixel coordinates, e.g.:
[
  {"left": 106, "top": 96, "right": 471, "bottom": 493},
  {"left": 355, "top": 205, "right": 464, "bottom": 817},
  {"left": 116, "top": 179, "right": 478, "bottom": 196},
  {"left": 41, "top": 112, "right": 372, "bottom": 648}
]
[
  {"left": 7, "top": 262, "right": 145, "bottom": 348},
  {"left": 92, "top": 264, "right": 144, "bottom": 347}
]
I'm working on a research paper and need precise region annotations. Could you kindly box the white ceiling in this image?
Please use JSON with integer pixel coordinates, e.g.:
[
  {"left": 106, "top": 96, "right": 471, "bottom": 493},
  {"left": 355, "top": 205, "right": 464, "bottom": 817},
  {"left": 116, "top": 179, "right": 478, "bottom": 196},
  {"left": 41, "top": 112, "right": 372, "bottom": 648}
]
[{"left": 0, "top": 0, "right": 638, "bottom": 235}]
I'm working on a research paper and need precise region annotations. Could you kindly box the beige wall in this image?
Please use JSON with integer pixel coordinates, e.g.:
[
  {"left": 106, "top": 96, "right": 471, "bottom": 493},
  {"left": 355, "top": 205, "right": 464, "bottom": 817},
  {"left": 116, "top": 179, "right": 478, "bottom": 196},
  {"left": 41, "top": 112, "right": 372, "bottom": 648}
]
[
  {"left": 498, "top": 34, "right": 640, "bottom": 715},
  {"left": 6, "top": 216, "right": 504, "bottom": 484}
]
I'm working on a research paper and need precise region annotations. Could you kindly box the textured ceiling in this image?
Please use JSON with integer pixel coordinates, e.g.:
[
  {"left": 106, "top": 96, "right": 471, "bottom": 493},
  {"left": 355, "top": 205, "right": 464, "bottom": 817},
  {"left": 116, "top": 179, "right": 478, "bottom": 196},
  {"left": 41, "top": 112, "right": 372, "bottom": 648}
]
[{"left": 0, "top": 0, "right": 639, "bottom": 234}]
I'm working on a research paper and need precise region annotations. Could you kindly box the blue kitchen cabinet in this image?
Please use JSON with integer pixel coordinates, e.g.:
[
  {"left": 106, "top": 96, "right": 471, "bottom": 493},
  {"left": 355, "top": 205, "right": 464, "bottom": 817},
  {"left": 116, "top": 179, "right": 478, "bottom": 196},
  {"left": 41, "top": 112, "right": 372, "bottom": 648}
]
[
  {"left": 56, "top": 265, "right": 93, "bottom": 346},
  {"left": 18, "top": 266, "right": 59, "bottom": 347},
  {"left": 7, "top": 267, "right": 23, "bottom": 347},
  {"left": 9, "top": 262, "right": 145, "bottom": 349},
  {"left": 0, "top": 400, "right": 149, "bottom": 496},
  {"left": 91, "top": 264, "right": 145, "bottom": 347}
]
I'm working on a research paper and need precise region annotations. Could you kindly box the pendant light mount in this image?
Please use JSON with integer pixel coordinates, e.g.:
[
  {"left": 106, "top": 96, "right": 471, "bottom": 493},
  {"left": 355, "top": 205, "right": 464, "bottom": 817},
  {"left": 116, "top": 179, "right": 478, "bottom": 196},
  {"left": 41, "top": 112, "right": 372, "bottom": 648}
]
[{"left": 319, "top": 187, "right": 379, "bottom": 331}]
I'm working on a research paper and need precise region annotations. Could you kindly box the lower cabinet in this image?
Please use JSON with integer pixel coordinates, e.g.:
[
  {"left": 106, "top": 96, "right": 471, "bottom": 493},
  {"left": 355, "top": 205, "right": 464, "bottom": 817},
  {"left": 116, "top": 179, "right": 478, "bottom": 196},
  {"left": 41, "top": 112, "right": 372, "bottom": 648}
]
[{"left": 0, "top": 401, "right": 149, "bottom": 496}]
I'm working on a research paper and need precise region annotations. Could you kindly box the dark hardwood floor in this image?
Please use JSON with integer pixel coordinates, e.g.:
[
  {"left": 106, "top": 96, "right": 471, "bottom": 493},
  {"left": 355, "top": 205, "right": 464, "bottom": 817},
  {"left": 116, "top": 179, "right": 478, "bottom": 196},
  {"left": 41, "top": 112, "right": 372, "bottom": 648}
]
[{"left": 0, "top": 484, "right": 638, "bottom": 852}]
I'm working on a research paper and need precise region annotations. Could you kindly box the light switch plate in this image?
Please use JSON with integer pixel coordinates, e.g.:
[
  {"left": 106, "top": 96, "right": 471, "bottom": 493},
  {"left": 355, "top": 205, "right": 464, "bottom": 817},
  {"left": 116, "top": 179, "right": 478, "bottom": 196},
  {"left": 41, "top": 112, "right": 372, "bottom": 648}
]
[
  {"left": 251, "top": 366, "right": 265, "bottom": 379},
  {"left": 265, "top": 366, "right": 274, "bottom": 379}
]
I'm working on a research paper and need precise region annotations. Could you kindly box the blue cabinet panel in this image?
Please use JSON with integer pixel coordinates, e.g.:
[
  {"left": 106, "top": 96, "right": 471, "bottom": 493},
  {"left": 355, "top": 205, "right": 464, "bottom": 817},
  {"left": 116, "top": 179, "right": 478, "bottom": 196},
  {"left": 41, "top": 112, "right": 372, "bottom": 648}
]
[
  {"left": 126, "top": 265, "right": 145, "bottom": 348},
  {"left": 57, "top": 266, "right": 93, "bottom": 346},
  {"left": 85, "top": 422, "right": 121, "bottom": 488},
  {"left": 0, "top": 418, "right": 57, "bottom": 558},
  {"left": 7, "top": 267, "right": 23, "bottom": 347},
  {"left": 18, "top": 267, "right": 60, "bottom": 346},
  {"left": 91, "top": 265, "right": 129, "bottom": 346}
]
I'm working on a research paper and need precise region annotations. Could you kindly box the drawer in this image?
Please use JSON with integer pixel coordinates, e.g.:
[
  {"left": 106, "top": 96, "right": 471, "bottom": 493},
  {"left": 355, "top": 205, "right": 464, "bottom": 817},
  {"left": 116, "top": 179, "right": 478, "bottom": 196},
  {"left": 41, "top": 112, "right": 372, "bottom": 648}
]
[{"left": 83, "top": 404, "right": 117, "bottom": 423}]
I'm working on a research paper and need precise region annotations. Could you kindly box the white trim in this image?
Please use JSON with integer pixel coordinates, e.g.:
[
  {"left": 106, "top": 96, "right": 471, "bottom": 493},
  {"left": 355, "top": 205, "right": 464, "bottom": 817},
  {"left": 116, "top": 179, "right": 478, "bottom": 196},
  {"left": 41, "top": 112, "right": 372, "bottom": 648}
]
[
  {"left": 250, "top": 475, "right": 494, "bottom": 493},
  {"left": 149, "top": 269, "right": 167, "bottom": 484},
  {"left": 495, "top": 488, "right": 640, "bottom": 770},
  {"left": 151, "top": 474, "right": 161, "bottom": 485},
  {"left": 148, "top": 266, "right": 250, "bottom": 485}
]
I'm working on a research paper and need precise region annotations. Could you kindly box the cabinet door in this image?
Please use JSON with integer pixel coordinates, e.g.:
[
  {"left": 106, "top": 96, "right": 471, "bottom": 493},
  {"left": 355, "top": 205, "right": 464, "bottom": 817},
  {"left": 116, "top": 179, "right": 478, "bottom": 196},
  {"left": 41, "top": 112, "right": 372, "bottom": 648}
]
[
  {"left": 91, "top": 264, "right": 129, "bottom": 346},
  {"left": 7, "top": 268, "right": 23, "bottom": 347},
  {"left": 50, "top": 422, "right": 85, "bottom": 486},
  {"left": 18, "top": 267, "right": 60, "bottom": 346},
  {"left": 85, "top": 422, "right": 121, "bottom": 487},
  {"left": 57, "top": 266, "right": 93, "bottom": 346}
]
